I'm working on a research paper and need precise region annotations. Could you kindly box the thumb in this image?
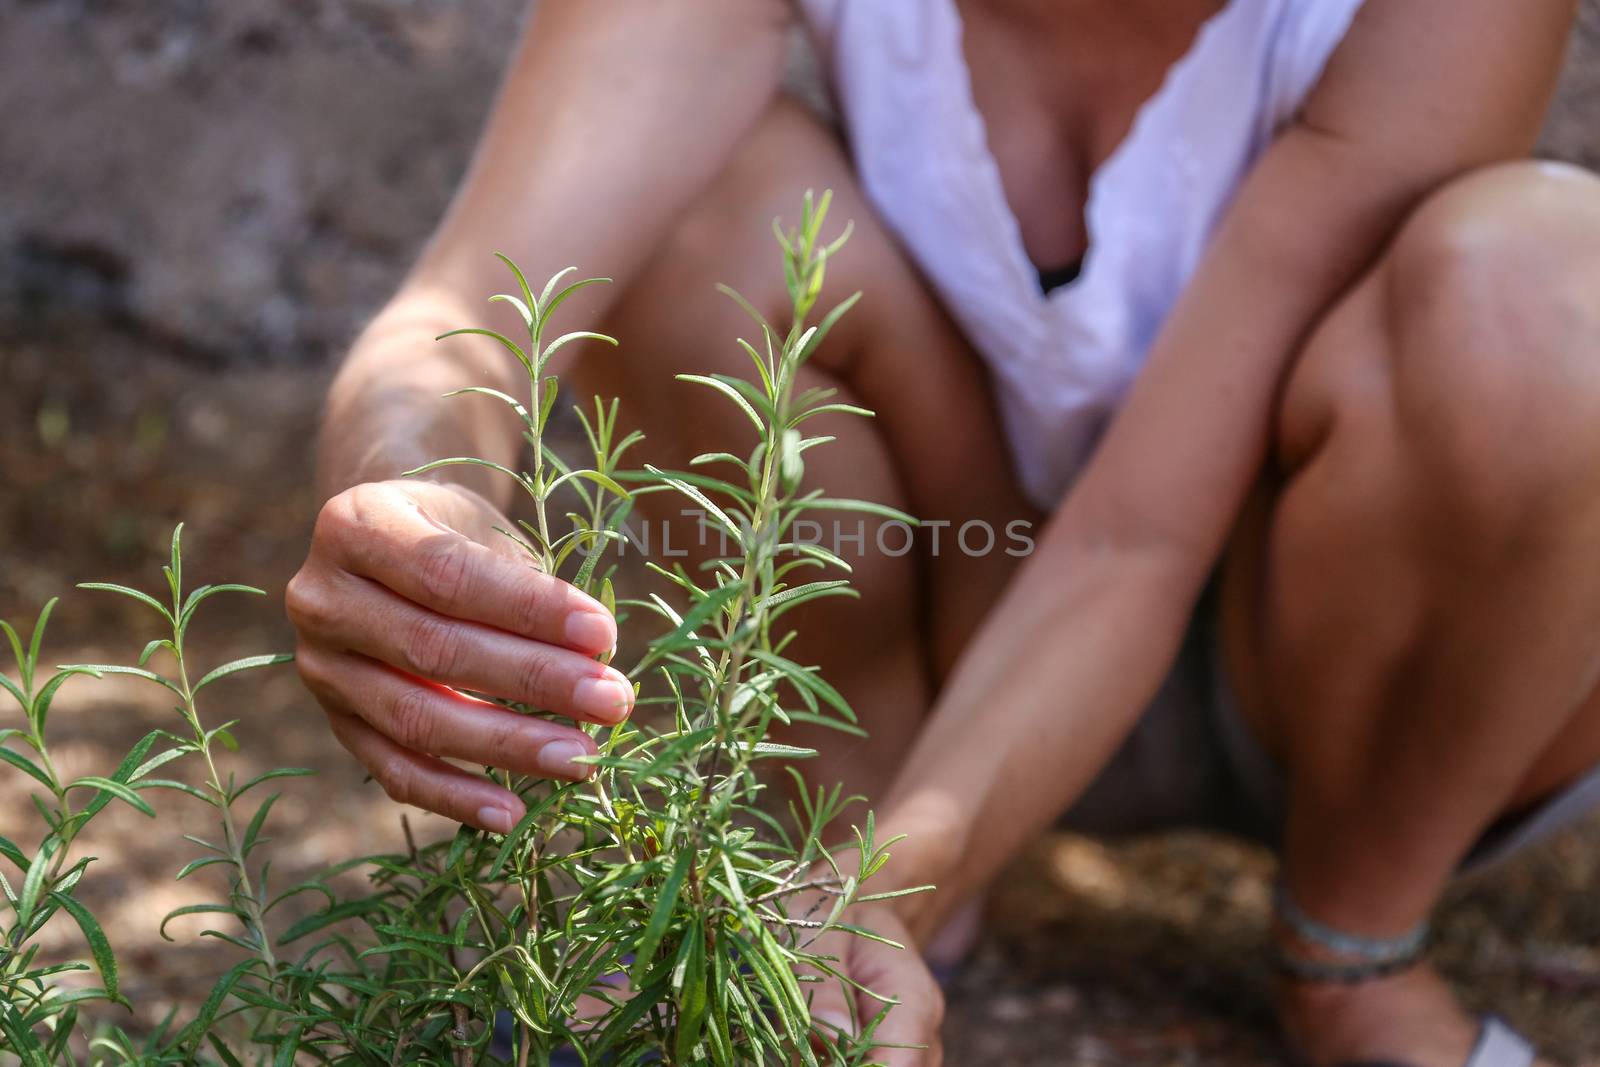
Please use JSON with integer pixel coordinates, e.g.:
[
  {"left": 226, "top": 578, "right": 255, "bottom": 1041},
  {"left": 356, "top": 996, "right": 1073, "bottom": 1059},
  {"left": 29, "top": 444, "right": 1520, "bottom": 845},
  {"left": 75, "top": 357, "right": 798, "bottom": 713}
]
[
  {"left": 807, "top": 955, "right": 858, "bottom": 1042},
  {"left": 852, "top": 936, "right": 944, "bottom": 1067}
]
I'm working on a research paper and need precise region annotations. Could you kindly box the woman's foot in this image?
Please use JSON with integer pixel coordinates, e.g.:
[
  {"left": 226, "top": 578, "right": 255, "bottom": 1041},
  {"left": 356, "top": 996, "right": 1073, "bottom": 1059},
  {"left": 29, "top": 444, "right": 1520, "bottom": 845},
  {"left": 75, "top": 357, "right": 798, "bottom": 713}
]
[{"left": 1277, "top": 963, "right": 1555, "bottom": 1067}]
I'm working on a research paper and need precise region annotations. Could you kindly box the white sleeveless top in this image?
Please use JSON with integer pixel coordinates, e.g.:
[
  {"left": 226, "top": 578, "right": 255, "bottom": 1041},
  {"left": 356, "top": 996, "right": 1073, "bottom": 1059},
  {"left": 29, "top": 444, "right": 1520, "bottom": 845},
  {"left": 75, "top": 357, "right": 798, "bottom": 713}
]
[{"left": 795, "top": 0, "right": 1368, "bottom": 507}]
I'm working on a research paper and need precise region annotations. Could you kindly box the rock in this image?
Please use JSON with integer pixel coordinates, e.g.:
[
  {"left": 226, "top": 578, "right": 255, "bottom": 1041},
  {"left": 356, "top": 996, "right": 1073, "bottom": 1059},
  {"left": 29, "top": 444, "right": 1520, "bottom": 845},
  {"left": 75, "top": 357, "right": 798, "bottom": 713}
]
[
  {"left": 3, "top": 1, "right": 1597, "bottom": 366},
  {"left": 0, "top": 0, "right": 524, "bottom": 362}
]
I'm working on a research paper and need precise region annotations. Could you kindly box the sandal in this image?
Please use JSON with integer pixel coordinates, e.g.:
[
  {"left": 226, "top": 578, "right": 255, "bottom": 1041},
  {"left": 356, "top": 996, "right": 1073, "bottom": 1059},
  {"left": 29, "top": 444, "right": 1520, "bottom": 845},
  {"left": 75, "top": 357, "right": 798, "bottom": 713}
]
[
  {"left": 1339, "top": 1016, "right": 1533, "bottom": 1067},
  {"left": 1275, "top": 885, "right": 1537, "bottom": 1067}
]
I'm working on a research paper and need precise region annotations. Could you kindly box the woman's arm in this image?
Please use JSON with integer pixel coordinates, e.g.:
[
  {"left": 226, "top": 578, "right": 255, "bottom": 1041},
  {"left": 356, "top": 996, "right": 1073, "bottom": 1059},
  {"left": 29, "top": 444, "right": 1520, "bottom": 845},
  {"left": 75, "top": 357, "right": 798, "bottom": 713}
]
[
  {"left": 321, "top": 0, "right": 793, "bottom": 499},
  {"left": 867, "top": 0, "right": 1575, "bottom": 942},
  {"left": 288, "top": 1, "right": 796, "bottom": 831}
]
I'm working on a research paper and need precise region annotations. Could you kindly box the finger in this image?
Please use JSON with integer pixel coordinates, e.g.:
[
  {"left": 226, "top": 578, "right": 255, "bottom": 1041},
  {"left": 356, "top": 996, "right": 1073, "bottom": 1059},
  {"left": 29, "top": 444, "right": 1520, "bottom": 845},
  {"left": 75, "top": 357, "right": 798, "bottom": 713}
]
[
  {"left": 325, "top": 710, "right": 526, "bottom": 833},
  {"left": 325, "top": 489, "right": 617, "bottom": 655},
  {"left": 857, "top": 948, "right": 945, "bottom": 1067},
  {"left": 865, "top": 988, "right": 944, "bottom": 1067},
  {"left": 313, "top": 573, "right": 633, "bottom": 724},
  {"left": 301, "top": 647, "right": 601, "bottom": 781},
  {"left": 808, "top": 962, "right": 857, "bottom": 1046}
]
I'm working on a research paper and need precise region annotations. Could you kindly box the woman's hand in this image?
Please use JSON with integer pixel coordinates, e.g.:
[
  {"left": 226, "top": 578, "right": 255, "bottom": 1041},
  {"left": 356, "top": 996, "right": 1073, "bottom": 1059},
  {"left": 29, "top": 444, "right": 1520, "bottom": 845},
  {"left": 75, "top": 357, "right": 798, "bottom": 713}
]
[
  {"left": 286, "top": 479, "right": 633, "bottom": 832},
  {"left": 807, "top": 901, "right": 946, "bottom": 1067}
]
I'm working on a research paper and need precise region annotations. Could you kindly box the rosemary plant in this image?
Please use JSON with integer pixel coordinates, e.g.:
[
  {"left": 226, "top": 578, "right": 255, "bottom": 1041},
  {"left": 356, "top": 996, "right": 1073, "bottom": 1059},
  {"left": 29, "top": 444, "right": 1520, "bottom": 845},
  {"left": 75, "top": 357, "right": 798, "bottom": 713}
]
[
  {"left": 0, "top": 192, "right": 920, "bottom": 1065},
  {"left": 1, "top": 539, "right": 294, "bottom": 1065},
  {"left": 1, "top": 599, "right": 145, "bottom": 1063},
  {"left": 66, "top": 530, "right": 299, "bottom": 1063}
]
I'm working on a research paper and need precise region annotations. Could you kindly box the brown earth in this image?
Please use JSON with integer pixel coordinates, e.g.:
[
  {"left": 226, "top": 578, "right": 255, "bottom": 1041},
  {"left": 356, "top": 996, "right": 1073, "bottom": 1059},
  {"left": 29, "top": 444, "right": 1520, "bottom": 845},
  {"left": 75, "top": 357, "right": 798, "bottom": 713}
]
[
  {"left": 5, "top": 274, "right": 1600, "bottom": 1067},
  {"left": 4, "top": 2, "right": 1600, "bottom": 1063}
]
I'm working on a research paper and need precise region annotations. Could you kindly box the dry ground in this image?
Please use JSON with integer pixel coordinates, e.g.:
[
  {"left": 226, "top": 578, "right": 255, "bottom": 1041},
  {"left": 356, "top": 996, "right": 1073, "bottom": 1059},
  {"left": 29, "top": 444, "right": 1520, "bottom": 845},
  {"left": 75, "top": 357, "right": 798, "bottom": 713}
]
[
  {"left": 3, "top": 329, "right": 1599, "bottom": 1065},
  {"left": 4, "top": 1, "right": 1600, "bottom": 1061}
]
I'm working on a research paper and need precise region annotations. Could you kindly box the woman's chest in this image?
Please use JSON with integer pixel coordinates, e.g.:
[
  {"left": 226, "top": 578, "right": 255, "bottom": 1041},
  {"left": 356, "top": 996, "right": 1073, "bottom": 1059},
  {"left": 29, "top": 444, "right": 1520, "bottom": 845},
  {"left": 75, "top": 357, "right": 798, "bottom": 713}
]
[{"left": 953, "top": 0, "right": 1228, "bottom": 271}]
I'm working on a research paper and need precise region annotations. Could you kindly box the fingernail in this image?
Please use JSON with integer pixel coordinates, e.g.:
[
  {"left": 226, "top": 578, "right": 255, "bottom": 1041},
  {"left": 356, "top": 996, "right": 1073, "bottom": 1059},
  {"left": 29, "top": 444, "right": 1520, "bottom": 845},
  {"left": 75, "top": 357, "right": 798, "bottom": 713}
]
[
  {"left": 539, "top": 739, "right": 593, "bottom": 779},
  {"left": 476, "top": 806, "right": 516, "bottom": 834},
  {"left": 572, "top": 673, "right": 634, "bottom": 722},
  {"left": 565, "top": 610, "right": 616, "bottom": 653}
]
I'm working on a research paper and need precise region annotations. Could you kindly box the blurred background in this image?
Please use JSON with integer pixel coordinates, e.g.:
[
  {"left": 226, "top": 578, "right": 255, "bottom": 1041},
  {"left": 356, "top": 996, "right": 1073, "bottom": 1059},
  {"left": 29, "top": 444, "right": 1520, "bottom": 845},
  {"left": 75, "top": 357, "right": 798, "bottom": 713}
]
[{"left": 2, "top": 2, "right": 1599, "bottom": 1063}]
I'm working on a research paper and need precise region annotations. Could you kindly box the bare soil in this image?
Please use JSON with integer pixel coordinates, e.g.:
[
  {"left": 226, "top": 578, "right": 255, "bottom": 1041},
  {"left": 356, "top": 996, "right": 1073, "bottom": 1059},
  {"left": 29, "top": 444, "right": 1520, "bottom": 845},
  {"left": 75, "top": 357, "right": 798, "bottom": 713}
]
[
  {"left": 3, "top": 330, "right": 1599, "bottom": 1066},
  {"left": 4, "top": 0, "right": 1600, "bottom": 1060}
]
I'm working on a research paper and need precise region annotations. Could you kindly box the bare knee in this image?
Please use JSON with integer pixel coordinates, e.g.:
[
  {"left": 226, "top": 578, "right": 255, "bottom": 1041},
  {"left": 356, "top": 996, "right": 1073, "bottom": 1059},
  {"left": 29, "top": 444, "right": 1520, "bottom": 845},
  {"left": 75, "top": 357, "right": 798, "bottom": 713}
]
[
  {"left": 598, "top": 93, "right": 978, "bottom": 410},
  {"left": 1351, "top": 162, "right": 1600, "bottom": 538}
]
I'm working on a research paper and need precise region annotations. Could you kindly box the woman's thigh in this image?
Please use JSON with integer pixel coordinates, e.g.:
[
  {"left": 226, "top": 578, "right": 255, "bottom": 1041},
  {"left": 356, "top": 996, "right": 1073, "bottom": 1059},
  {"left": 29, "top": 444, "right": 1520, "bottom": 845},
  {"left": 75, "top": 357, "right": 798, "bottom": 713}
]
[{"left": 572, "top": 98, "right": 1037, "bottom": 795}]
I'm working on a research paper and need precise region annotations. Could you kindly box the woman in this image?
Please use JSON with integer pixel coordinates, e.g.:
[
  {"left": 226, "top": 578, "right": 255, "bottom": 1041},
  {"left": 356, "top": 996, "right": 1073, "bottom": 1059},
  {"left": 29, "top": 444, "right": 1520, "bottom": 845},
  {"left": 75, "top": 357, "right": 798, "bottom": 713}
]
[{"left": 286, "top": 1, "right": 1600, "bottom": 1064}]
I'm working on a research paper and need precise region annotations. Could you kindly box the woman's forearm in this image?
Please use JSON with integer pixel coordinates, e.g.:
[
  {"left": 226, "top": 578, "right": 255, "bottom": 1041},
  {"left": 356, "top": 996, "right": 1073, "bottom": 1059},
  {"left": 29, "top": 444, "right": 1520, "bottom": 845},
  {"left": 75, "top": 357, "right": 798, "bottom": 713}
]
[
  {"left": 870, "top": 526, "right": 1202, "bottom": 940},
  {"left": 317, "top": 292, "right": 519, "bottom": 502},
  {"left": 316, "top": 0, "right": 791, "bottom": 504},
  {"left": 863, "top": 135, "right": 1420, "bottom": 938}
]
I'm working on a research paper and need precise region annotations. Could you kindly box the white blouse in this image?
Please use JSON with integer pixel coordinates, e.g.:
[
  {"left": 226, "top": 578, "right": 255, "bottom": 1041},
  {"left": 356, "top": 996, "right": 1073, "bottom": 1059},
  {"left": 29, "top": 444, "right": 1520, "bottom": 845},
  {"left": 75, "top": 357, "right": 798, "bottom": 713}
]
[{"left": 795, "top": 0, "right": 1369, "bottom": 507}]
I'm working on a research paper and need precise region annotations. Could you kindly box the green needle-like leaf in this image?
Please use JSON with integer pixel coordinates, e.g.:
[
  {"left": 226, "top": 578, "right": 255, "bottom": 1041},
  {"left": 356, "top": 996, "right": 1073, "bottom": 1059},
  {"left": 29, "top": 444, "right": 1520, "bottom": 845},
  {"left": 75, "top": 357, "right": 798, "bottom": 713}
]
[
  {"left": 49, "top": 890, "right": 123, "bottom": 1003},
  {"left": 66, "top": 776, "right": 156, "bottom": 817},
  {"left": 193, "top": 653, "right": 293, "bottom": 694},
  {"left": 629, "top": 848, "right": 693, "bottom": 985}
]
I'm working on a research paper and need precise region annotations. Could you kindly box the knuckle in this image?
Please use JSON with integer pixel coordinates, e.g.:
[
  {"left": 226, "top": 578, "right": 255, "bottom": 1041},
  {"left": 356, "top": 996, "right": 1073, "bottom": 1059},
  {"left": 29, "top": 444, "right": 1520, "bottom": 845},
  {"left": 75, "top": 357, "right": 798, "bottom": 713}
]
[
  {"left": 488, "top": 716, "right": 528, "bottom": 759},
  {"left": 326, "top": 712, "right": 376, "bottom": 768},
  {"left": 386, "top": 685, "right": 437, "bottom": 752},
  {"left": 400, "top": 613, "right": 465, "bottom": 680},
  {"left": 515, "top": 654, "right": 553, "bottom": 702},
  {"left": 510, "top": 575, "right": 557, "bottom": 636},
  {"left": 416, "top": 538, "right": 472, "bottom": 607},
  {"left": 343, "top": 481, "right": 389, "bottom": 524},
  {"left": 284, "top": 571, "right": 310, "bottom": 621},
  {"left": 284, "top": 571, "right": 331, "bottom": 631},
  {"left": 377, "top": 761, "right": 414, "bottom": 807},
  {"left": 293, "top": 645, "right": 332, "bottom": 690},
  {"left": 314, "top": 489, "right": 362, "bottom": 544}
]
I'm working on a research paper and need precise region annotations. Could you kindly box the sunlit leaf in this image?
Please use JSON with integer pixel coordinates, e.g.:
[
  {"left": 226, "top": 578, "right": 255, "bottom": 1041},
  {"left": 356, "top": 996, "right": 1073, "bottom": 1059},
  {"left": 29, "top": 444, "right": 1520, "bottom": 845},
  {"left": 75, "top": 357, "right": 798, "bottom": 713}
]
[{"left": 193, "top": 653, "right": 293, "bottom": 693}]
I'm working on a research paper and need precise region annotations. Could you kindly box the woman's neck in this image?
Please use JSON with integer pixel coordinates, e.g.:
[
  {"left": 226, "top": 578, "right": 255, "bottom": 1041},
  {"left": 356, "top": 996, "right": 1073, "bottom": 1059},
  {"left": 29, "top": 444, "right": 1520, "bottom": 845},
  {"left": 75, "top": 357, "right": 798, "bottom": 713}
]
[{"left": 975, "top": 0, "right": 1223, "bottom": 36}]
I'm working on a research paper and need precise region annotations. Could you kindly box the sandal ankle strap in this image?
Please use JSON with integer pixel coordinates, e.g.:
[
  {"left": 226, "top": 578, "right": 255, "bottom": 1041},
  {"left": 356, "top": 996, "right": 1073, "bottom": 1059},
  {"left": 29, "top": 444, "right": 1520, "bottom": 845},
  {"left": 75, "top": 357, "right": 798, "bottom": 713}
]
[{"left": 1273, "top": 883, "right": 1430, "bottom": 984}]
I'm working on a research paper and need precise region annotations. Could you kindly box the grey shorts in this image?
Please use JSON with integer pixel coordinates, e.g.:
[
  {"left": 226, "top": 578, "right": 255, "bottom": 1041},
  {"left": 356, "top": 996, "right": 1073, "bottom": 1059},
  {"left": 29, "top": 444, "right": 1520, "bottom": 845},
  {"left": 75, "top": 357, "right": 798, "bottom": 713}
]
[{"left": 1062, "top": 594, "right": 1600, "bottom": 879}]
